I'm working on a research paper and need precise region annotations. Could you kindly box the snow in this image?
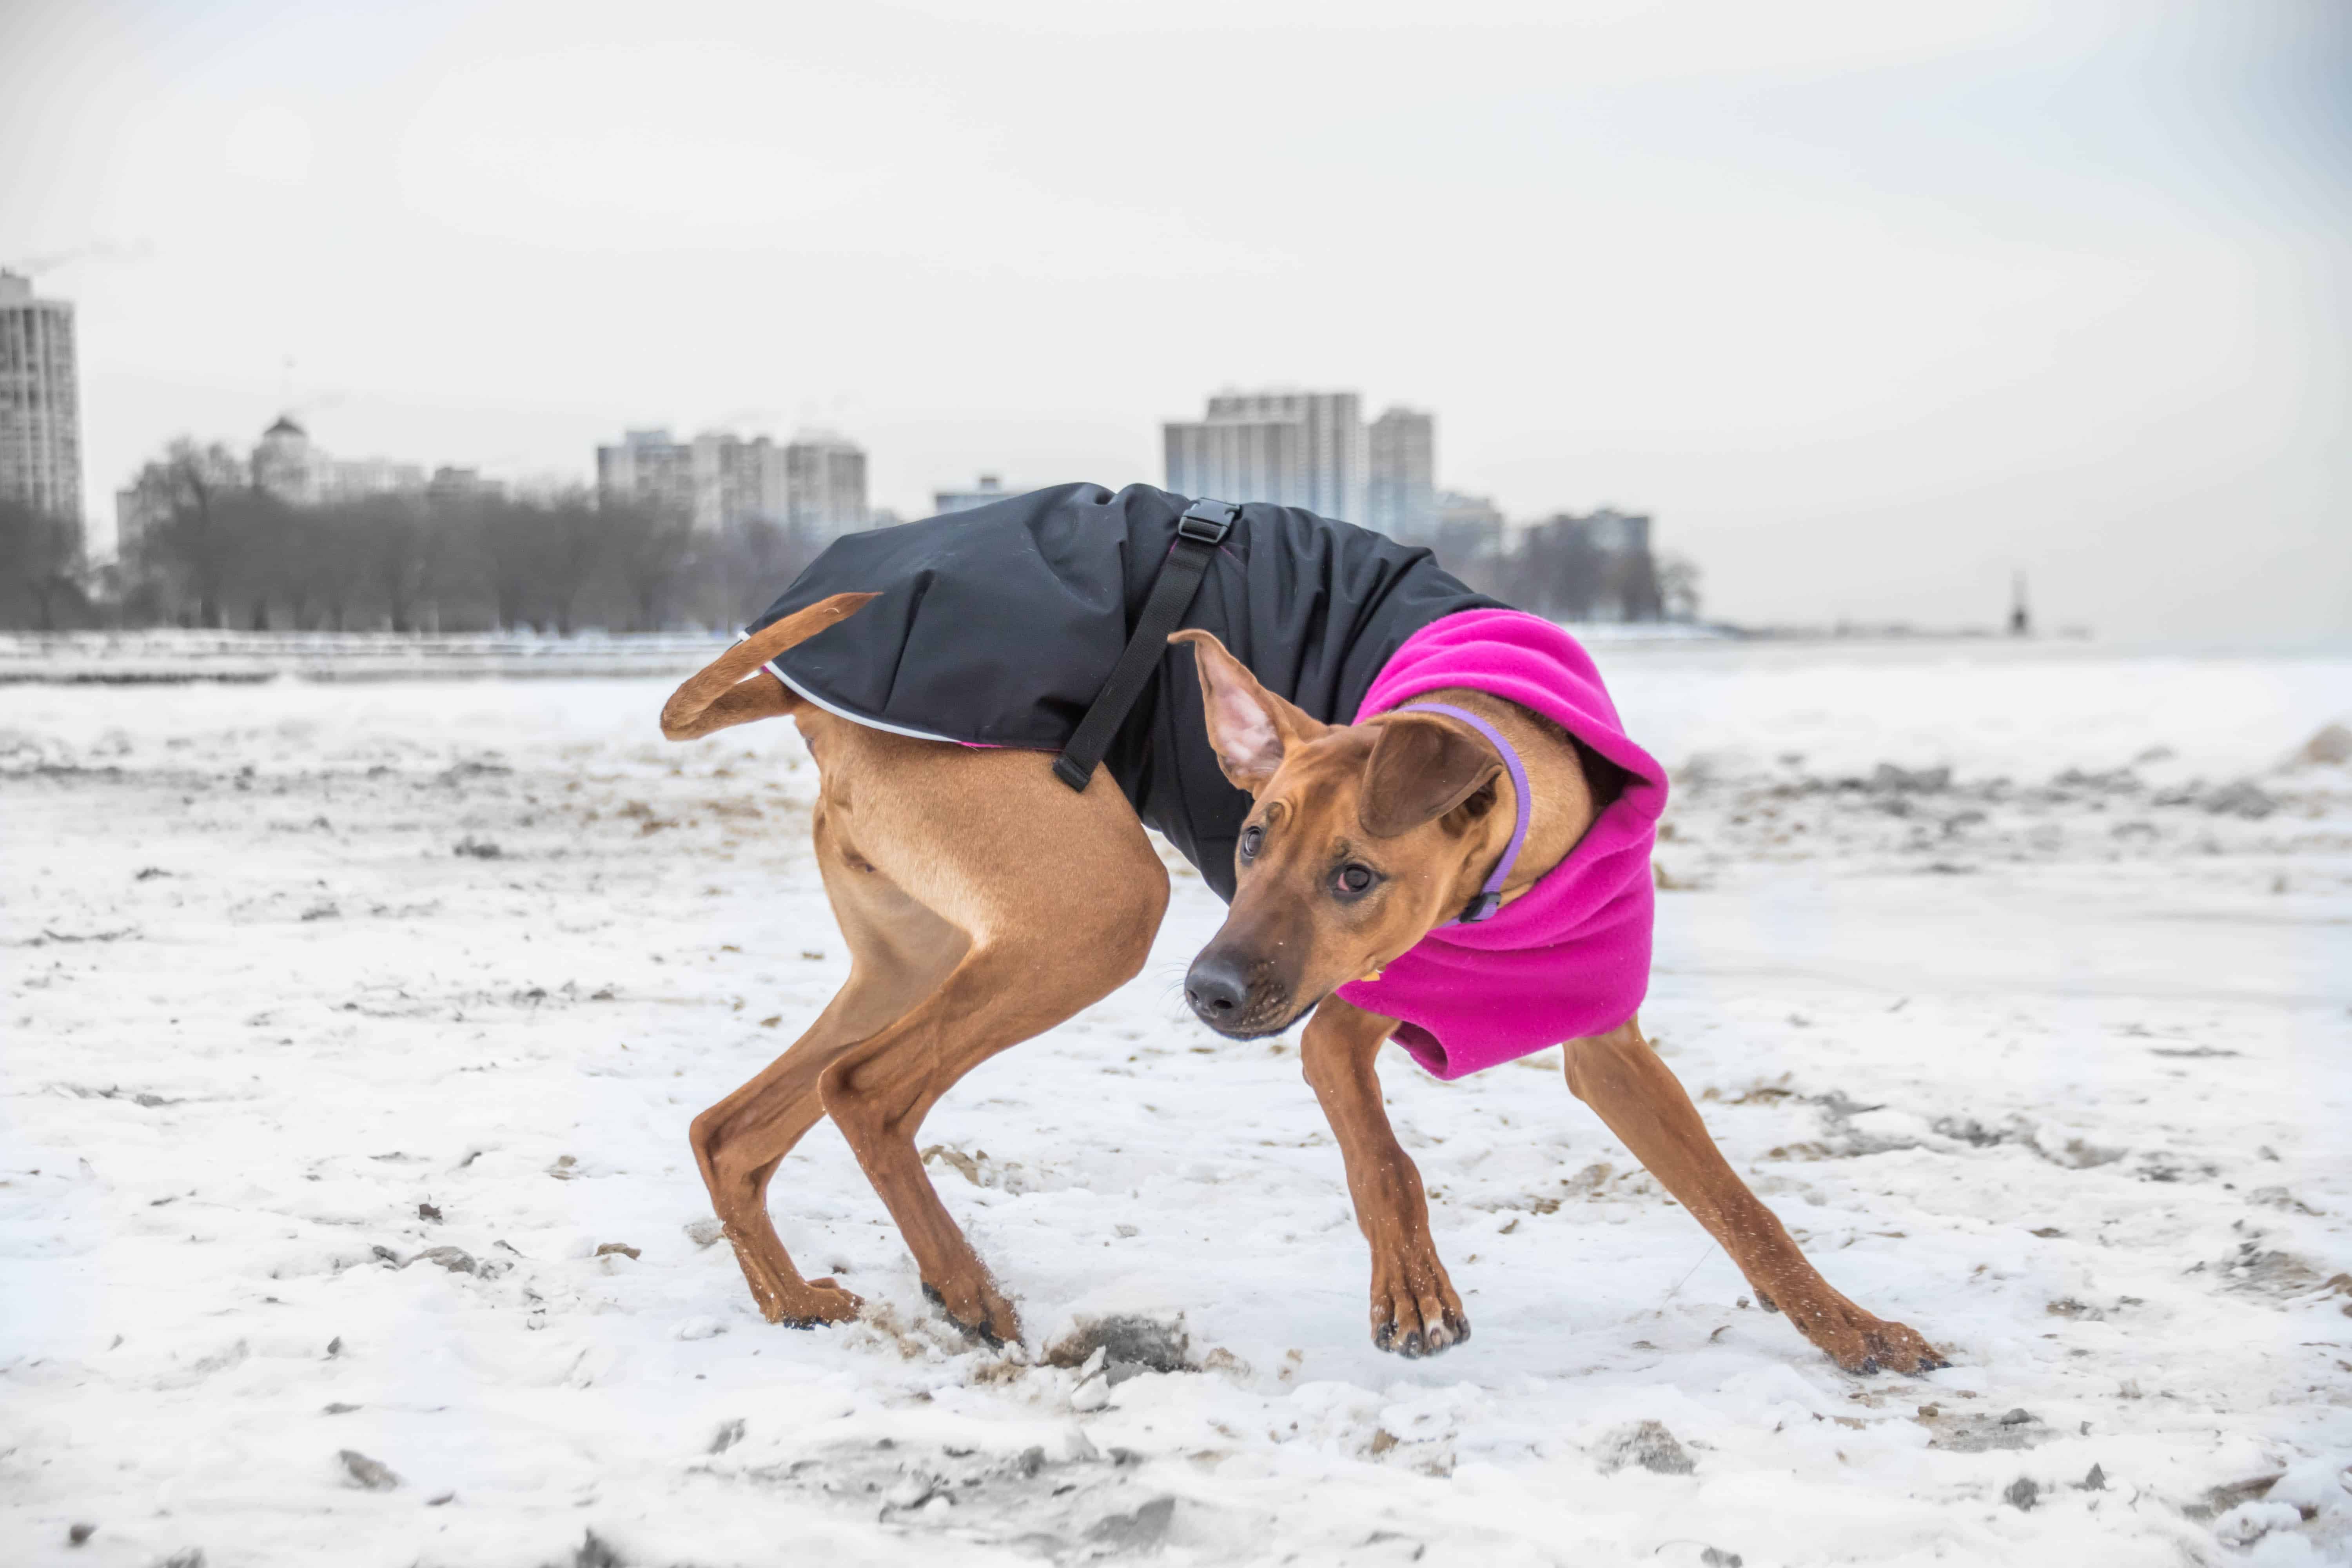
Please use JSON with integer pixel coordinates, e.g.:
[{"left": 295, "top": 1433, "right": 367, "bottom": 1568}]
[{"left": 4, "top": 642, "right": 2349, "bottom": 1567}]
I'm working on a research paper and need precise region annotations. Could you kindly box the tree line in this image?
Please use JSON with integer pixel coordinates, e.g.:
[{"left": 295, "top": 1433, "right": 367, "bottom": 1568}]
[
  {"left": 0, "top": 439, "right": 827, "bottom": 633},
  {"left": 1436, "top": 514, "right": 1700, "bottom": 624},
  {"left": 2, "top": 441, "right": 1704, "bottom": 632}
]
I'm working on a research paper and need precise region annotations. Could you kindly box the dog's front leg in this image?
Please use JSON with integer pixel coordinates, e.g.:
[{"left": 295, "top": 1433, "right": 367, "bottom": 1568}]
[
  {"left": 1301, "top": 996, "right": 1469, "bottom": 1357},
  {"left": 1563, "top": 1017, "right": 1947, "bottom": 1375}
]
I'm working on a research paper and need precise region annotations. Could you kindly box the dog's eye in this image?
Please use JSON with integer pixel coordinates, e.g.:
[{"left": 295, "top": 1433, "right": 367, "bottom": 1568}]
[
  {"left": 1333, "top": 863, "right": 1376, "bottom": 896},
  {"left": 1240, "top": 824, "right": 1264, "bottom": 860}
]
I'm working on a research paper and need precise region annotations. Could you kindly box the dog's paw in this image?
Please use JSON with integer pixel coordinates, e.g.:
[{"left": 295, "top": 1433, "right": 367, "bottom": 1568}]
[
  {"left": 769, "top": 1276, "right": 864, "bottom": 1330},
  {"left": 1794, "top": 1299, "right": 1948, "bottom": 1376},
  {"left": 922, "top": 1277, "right": 1022, "bottom": 1349},
  {"left": 722, "top": 1223, "right": 864, "bottom": 1328},
  {"left": 1368, "top": 1249, "right": 1470, "bottom": 1359}
]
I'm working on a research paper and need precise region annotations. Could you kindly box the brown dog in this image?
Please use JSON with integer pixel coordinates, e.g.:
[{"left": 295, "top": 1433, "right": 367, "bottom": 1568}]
[{"left": 661, "top": 595, "right": 1944, "bottom": 1374}]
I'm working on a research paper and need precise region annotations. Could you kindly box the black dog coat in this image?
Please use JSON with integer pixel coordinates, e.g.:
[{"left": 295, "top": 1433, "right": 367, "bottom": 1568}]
[{"left": 747, "top": 481, "right": 1497, "bottom": 901}]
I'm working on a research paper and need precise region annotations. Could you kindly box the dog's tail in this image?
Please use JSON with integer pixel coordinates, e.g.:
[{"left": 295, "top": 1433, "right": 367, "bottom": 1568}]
[{"left": 659, "top": 592, "right": 878, "bottom": 741}]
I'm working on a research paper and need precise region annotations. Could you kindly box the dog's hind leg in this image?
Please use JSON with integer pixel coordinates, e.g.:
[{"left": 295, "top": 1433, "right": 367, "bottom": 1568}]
[
  {"left": 1301, "top": 995, "right": 1468, "bottom": 1358},
  {"left": 690, "top": 804, "right": 969, "bottom": 1327},
  {"left": 812, "top": 742, "right": 1170, "bottom": 1347},
  {"left": 1563, "top": 1017, "right": 1947, "bottom": 1374}
]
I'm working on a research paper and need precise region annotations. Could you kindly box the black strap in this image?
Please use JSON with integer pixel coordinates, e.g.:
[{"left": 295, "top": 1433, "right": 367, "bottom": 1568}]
[{"left": 1053, "top": 498, "right": 1240, "bottom": 791}]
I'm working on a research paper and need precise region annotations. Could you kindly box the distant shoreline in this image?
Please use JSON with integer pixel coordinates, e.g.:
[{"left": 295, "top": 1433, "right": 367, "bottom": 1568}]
[{"left": 5, "top": 624, "right": 2346, "bottom": 686}]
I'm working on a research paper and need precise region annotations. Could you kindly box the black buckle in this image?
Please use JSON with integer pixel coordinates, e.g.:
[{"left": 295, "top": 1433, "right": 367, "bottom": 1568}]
[
  {"left": 1176, "top": 499, "right": 1238, "bottom": 545},
  {"left": 1459, "top": 890, "right": 1501, "bottom": 924}
]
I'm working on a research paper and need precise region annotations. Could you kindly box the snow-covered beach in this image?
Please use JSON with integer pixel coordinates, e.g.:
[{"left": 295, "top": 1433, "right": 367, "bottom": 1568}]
[{"left": 4, "top": 640, "right": 2348, "bottom": 1566}]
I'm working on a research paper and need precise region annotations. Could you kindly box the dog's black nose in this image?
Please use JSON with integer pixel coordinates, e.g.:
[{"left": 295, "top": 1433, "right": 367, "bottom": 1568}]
[{"left": 1185, "top": 955, "right": 1251, "bottom": 1025}]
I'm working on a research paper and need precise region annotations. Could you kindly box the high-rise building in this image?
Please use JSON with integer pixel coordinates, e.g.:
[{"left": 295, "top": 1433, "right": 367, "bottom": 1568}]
[
  {"left": 250, "top": 416, "right": 428, "bottom": 505},
  {"left": 1366, "top": 406, "right": 1436, "bottom": 541},
  {"left": 783, "top": 432, "right": 868, "bottom": 540},
  {"left": 1575, "top": 506, "right": 1650, "bottom": 556},
  {"left": 597, "top": 427, "right": 867, "bottom": 540},
  {"left": 933, "top": 474, "right": 1010, "bottom": 514},
  {"left": 110, "top": 485, "right": 150, "bottom": 562},
  {"left": 1432, "top": 489, "right": 1506, "bottom": 570},
  {"left": 0, "top": 270, "right": 82, "bottom": 526},
  {"left": 1519, "top": 507, "right": 1662, "bottom": 622},
  {"left": 1162, "top": 388, "right": 1365, "bottom": 523},
  {"left": 690, "top": 432, "right": 781, "bottom": 534},
  {"left": 426, "top": 466, "right": 504, "bottom": 504},
  {"left": 599, "top": 427, "right": 760, "bottom": 530},
  {"left": 596, "top": 428, "right": 698, "bottom": 522}
]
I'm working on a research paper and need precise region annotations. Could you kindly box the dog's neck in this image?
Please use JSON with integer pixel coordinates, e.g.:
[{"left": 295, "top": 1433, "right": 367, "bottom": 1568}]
[{"left": 1412, "top": 685, "right": 1604, "bottom": 911}]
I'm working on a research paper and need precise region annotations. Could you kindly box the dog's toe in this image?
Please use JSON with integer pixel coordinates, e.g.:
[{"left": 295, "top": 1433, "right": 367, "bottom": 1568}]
[
  {"left": 1368, "top": 1245, "right": 1469, "bottom": 1357},
  {"left": 922, "top": 1279, "right": 1021, "bottom": 1348},
  {"left": 1867, "top": 1318, "right": 1948, "bottom": 1376},
  {"left": 769, "top": 1278, "right": 864, "bottom": 1330},
  {"left": 1368, "top": 1247, "right": 1469, "bottom": 1357},
  {"left": 1370, "top": 1302, "right": 1471, "bottom": 1358},
  {"left": 1820, "top": 1313, "right": 1945, "bottom": 1376}
]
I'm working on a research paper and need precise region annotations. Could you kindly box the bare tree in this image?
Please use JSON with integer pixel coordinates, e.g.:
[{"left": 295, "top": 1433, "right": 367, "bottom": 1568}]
[
  {"left": 229, "top": 490, "right": 302, "bottom": 629},
  {"left": 601, "top": 500, "right": 694, "bottom": 632},
  {"left": 351, "top": 494, "right": 445, "bottom": 632},
  {"left": 288, "top": 504, "right": 376, "bottom": 630},
  {"left": 1657, "top": 552, "right": 1703, "bottom": 622},
  {"left": 127, "top": 439, "right": 250, "bottom": 628},
  {"left": 1606, "top": 544, "right": 1664, "bottom": 622},
  {"left": 0, "top": 496, "right": 87, "bottom": 629},
  {"left": 465, "top": 496, "right": 543, "bottom": 631},
  {"left": 723, "top": 515, "right": 819, "bottom": 626},
  {"left": 536, "top": 492, "right": 615, "bottom": 636}
]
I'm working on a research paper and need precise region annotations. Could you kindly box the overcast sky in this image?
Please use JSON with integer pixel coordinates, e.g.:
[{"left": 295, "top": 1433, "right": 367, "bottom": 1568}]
[{"left": 4, "top": 0, "right": 2346, "bottom": 640}]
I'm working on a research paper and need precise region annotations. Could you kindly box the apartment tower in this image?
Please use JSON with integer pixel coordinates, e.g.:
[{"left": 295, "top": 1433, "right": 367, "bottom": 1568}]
[
  {"left": 1162, "top": 389, "right": 1366, "bottom": 523},
  {"left": 1366, "top": 405, "right": 1436, "bottom": 541},
  {"left": 0, "top": 270, "right": 82, "bottom": 524}
]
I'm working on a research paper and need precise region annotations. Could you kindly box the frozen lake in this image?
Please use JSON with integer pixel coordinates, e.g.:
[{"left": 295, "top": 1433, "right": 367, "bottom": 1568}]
[{"left": 4, "top": 641, "right": 2348, "bottom": 1566}]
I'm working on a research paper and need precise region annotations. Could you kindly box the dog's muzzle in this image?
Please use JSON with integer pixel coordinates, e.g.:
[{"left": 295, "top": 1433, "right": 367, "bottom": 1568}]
[{"left": 1184, "top": 951, "right": 1292, "bottom": 1038}]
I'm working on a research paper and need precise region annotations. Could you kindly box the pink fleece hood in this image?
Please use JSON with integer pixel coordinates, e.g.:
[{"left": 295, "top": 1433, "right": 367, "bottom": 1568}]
[{"left": 1333, "top": 609, "right": 1668, "bottom": 1080}]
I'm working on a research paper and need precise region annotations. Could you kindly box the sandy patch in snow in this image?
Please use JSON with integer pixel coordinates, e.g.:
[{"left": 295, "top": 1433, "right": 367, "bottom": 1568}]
[{"left": 3, "top": 646, "right": 2349, "bottom": 1566}]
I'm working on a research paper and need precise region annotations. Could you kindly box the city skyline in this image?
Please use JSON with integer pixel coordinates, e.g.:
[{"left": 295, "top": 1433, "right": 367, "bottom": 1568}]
[
  {"left": 594, "top": 426, "right": 869, "bottom": 540},
  {"left": 4, "top": 1, "right": 2345, "bottom": 640},
  {"left": 80, "top": 389, "right": 1588, "bottom": 562}
]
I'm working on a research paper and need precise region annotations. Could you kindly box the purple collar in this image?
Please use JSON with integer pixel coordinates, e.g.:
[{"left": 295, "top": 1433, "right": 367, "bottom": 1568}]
[{"left": 1394, "top": 702, "right": 1531, "bottom": 924}]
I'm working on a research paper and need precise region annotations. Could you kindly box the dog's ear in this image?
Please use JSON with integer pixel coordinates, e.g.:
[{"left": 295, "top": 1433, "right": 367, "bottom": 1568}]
[
  {"left": 1170, "top": 630, "right": 1321, "bottom": 792},
  {"left": 1359, "top": 711, "right": 1503, "bottom": 838}
]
